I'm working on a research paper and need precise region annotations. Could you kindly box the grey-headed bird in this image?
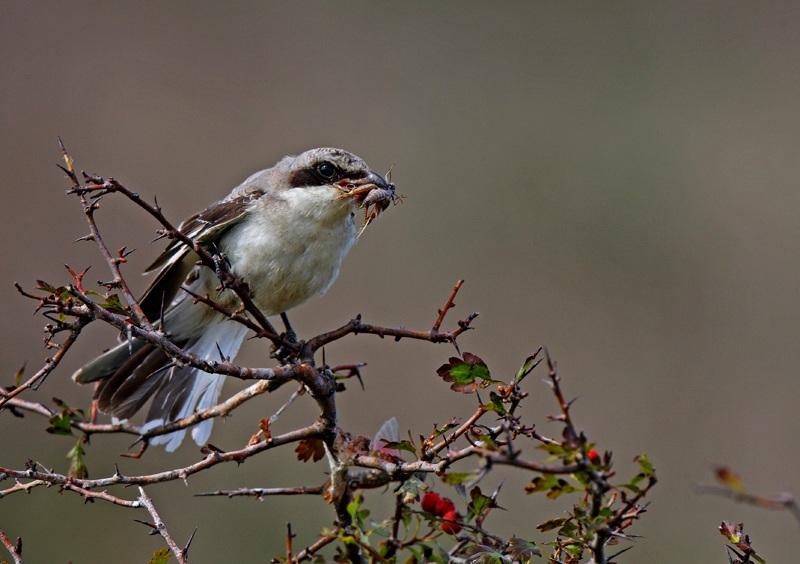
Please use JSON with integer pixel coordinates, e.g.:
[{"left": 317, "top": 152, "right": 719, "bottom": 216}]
[{"left": 72, "top": 148, "right": 394, "bottom": 451}]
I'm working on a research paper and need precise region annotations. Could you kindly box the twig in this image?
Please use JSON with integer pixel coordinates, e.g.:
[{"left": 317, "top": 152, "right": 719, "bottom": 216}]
[
  {"left": 61, "top": 483, "right": 141, "bottom": 507},
  {"left": 267, "top": 384, "right": 305, "bottom": 426},
  {"left": 195, "top": 486, "right": 322, "bottom": 499},
  {"left": 289, "top": 534, "right": 337, "bottom": 563},
  {"left": 0, "top": 527, "right": 23, "bottom": 564},
  {"left": 432, "top": 279, "right": 464, "bottom": 333},
  {"left": 76, "top": 194, "right": 155, "bottom": 332},
  {"left": 286, "top": 523, "right": 295, "bottom": 564},
  {"left": 66, "top": 165, "right": 284, "bottom": 344},
  {"left": 306, "top": 311, "right": 478, "bottom": 353},
  {"left": 0, "top": 320, "right": 87, "bottom": 409},
  {"left": 694, "top": 483, "right": 800, "bottom": 528},
  {"left": 0, "top": 422, "right": 324, "bottom": 497},
  {"left": 137, "top": 487, "right": 188, "bottom": 564},
  {"left": 2, "top": 380, "right": 272, "bottom": 443}
]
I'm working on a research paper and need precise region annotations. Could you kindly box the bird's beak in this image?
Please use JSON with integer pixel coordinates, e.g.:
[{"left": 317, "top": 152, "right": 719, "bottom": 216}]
[
  {"left": 334, "top": 170, "right": 390, "bottom": 205},
  {"left": 335, "top": 170, "right": 399, "bottom": 234}
]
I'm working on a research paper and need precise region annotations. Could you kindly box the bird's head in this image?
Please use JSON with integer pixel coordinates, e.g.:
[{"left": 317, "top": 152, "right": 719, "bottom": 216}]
[{"left": 277, "top": 148, "right": 398, "bottom": 230}]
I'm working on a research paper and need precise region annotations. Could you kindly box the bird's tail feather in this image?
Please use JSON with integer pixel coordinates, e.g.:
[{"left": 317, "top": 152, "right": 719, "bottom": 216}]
[
  {"left": 73, "top": 319, "right": 248, "bottom": 452},
  {"left": 141, "top": 320, "right": 248, "bottom": 451}
]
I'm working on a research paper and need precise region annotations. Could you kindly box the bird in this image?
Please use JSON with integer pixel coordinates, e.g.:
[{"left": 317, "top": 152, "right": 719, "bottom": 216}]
[{"left": 72, "top": 148, "right": 394, "bottom": 451}]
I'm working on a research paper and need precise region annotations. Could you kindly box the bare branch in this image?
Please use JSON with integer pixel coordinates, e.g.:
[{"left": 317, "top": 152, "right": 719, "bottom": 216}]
[
  {"left": 0, "top": 422, "right": 322, "bottom": 496},
  {"left": 137, "top": 487, "right": 187, "bottom": 564},
  {"left": 0, "top": 319, "right": 87, "bottom": 409},
  {"left": 0, "top": 527, "right": 23, "bottom": 564},
  {"left": 196, "top": 486, "right": 323, "bottom": 499},
  {"left": 431, "top": 279, "right": 464, "bottom": 333},
  {"left": 694, "top": 483, "right": 800, "bottom": 528}
]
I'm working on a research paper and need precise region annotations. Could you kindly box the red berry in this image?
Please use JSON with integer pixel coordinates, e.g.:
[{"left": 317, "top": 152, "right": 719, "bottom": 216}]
[
  {"left": 440, "top": 510, "right": 462, "bottom": 535},
  {"left": 587, "top": 448, "right": 600, "bottom": 464},
  {"left": 435, "top": 497, "right": 456, "bottom": 516},
  {"left": 421, "top": 492, "right": 441, "bottom": 514}
]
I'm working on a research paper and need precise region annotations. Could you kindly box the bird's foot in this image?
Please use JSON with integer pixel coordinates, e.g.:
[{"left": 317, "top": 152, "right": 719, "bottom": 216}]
[{"left": 271, "top": 312, "right": 301, "bottom": 363}]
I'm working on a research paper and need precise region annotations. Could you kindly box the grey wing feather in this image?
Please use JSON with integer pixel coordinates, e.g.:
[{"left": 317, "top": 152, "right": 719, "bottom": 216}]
[
  {"left": 72, "top": 338, "right": 148, "bottom": 383},
  {"left": 138, "top": 195, "right": 256, "bottom": 322}
]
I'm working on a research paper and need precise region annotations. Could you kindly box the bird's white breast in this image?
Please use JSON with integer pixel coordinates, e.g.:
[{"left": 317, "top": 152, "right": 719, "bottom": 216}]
[{"left": 217, "top": 186, "right": 357, "bottom": 316}]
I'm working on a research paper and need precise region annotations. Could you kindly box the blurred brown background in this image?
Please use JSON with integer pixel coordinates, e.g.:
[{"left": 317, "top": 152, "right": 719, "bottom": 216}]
[{"left": 2, "top": 2, "right": 800, "bottom": 562}]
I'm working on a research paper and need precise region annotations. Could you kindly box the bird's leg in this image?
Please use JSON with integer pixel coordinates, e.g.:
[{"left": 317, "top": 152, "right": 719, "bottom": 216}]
[
  {"left": 270, "top": 312, "right": 302, "bottom": 363},
  {"left": 280, "top": 312, "right": 297, "bottom": 345}
]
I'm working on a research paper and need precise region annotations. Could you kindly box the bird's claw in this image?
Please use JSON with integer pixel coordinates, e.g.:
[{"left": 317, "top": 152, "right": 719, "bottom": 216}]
[{"left": 270, "top": 334, "right": 302, "bottom": 363}]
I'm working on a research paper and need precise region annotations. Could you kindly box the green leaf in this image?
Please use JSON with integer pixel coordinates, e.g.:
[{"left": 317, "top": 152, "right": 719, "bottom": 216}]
[
  {"left": 53, "top": 397, "right": 71, "bottom": 410},
  {"left": 536, "top": 517, "right": 567, "bottom": 532},
  {"left": 537, "top": 443, "right": 567, "bottom": 457},
  {"left": 395, "top": 476, "right": 426, "bottom": 503},
  {"left": 525, "top": 475, "right": 558, "bottom": 494},
  {"left": 514, "top": 350, "right": 542, "bottom": 384},
  {"left": 441, "top": 472, "right": 477, "bottom": 486},
  {"left": 35, "top": 280, "right": 57, "bottom": 293},
  {"left": 13, "top": 363, "right": 25, "bottom": 387},
  {"left": 525, "top": 475, "right": 576, "bottom": 499},
  {"left": 563, "top": 543, "right": 583, "bottom": 558},
  {"left": 483, "top": 391, "right": 508, "bottom": 415},
  {"left": 505, "top": 537, "right": 543, "bottom": 561},
  {"left": 436, "top": 353, "right": 495, "bottom": 393},
  {"left": 379, "top": 439, "right": 417, "bottom": 455},
  {"left": 101, "top": 294, "right": 129, "bottom": 315},
  {"left": 558, "top": 519, "right": 580, "bottom": 541},
  {"left": 405, "top": 546, "right": 423, "bottom": 563},
  {"left": 149, "top": 548, "right": 172, "bottom": 564},
  {"left": 67, "top": 440, "right": 88, "bottom": 479},
  {"left": 47, "top": 412, "right": 74, "bottom": 436},
  {"left": 467, "top": 486, "right": 496, "bottom": 521},
  {"left": 346, "top": 492, "right": 369, "bottom": 529},
  {"left": 635, "top": 452, "right": 655, "bottom": 477},
  {"left": 57, "top": 287, "right": 73, "bottom": 302}
]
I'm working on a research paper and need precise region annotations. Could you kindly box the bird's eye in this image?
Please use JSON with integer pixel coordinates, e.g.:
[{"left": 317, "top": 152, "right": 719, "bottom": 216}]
[{"left": 317, "top": 162, "right": 337, "bottom": 179}]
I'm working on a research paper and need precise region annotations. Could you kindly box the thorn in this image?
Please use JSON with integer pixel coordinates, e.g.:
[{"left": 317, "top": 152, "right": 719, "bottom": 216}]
[
  {"left": 215, "top": 341, "right": 229, "bottom": 362},
  {"left": 183, "top": 527, "right": 197, "bottom": 558},
  {"left": 150, "top": 232, "right": 168, "bottom": 244},
  {"left": 133, "top": 519, "right": 159, "bottom": 535}
]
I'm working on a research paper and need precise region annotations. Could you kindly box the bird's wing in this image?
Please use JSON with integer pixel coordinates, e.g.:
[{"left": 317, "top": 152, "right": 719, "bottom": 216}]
[{"left": 138, "top": 193, "right": 259, "bottom": 322}]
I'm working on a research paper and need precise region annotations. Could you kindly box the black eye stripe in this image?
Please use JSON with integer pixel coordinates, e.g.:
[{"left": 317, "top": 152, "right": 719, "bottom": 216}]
[{"left": 287, "top": 165, "right": 368, "bottom": 188}]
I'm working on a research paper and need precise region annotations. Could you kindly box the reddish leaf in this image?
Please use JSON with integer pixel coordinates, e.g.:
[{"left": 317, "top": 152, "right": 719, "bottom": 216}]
[
  {"left": 714, "top": 466, "right": 744, "bottom": 491},
  {"left": 259, "top": 418, "right": 271, "bottom": 440},
  {"left": 295, "top": 438, "right": 325, "bottom": 462}
]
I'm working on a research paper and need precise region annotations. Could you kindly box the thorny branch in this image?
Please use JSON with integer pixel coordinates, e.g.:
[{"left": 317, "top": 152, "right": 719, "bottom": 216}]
[
  {"left": 0, "top": 527, "right": 23, "bottom": 564},
  {"left": 0, "top": 146, "right": 656, "bottom": 563},
  {"left": 137, "top": 487, "right": 191, "bottom": 564}
]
